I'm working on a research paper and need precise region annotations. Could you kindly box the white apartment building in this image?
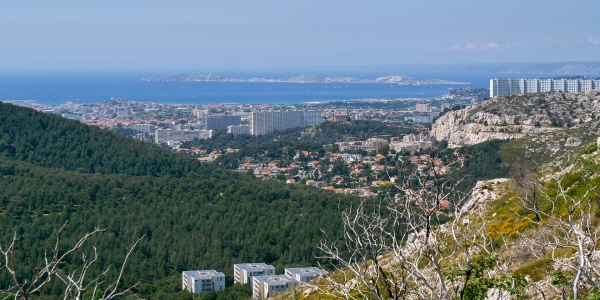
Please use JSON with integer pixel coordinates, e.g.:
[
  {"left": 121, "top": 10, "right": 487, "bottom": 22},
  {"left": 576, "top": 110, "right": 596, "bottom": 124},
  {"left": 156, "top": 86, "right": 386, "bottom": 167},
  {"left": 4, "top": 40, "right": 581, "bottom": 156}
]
[
  {"left": 526, "top": 79, "right": 539, "bottom": 94},
  {"left": 490, "top": 78, "right": 521, "bottom": 97},
  {"left": 391, "top": 134, "right": 436, "bottom": 153},
  {"left": 490, "top": 78, "right": 600, "bottom": 97},
  {"left": 182, "top": 270, "right": 225, "bottom": 294},
  {"left": 192, "top": 109, "right": 210, "bottom": 118},
  {"left": 252, "top": 275, "right": 299, "bottom": 300},
  {"left": 154, "top": 129, "right": 213, "bottom": 144},
  {"left": 234, "top": 263, "right": 276, "bottom": 285},
  {"left": 132, "top": 123, "right": 155, "bottom": 133},
  {"left": 250, "top": 110, "right": 322, "bottom": 135},
  {"left": 203, "top": 115, "right": 241, "bottom": 130},
  {"left": 284, "top": 267, "right": 327, "bottom": 283},
  {"left": 227, "top": 125, "right": 251, "bottom": 134},
  {"left": 352, "top": 113, "right": 367, "bottom": 120},
  {"left": 415, "top": 103, "right": 430, "bottom": 112},
  {"left": 540, "top": 78, "right": 552, "bottom": 92}
]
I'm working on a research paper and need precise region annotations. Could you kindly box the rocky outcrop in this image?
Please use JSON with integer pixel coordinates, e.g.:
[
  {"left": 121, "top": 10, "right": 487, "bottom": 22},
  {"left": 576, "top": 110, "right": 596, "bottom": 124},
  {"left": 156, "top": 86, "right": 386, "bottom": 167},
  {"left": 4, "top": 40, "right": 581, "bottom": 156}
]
[
  {"left": 432, "top": 91, "right": 600, "bottom": 145},
  {"left": 431, "top": 108, "right": 558, "bottom": 145},
  {"left": 460, "top": 178, "right": 510, "bottom": 214}
]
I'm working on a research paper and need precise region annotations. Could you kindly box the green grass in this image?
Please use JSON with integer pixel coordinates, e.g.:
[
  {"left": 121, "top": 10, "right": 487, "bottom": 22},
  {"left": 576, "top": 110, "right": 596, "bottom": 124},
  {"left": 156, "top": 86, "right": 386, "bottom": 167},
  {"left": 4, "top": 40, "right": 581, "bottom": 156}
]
[{"left": 514, "top": 259, "right": 554, "bottom": 282}]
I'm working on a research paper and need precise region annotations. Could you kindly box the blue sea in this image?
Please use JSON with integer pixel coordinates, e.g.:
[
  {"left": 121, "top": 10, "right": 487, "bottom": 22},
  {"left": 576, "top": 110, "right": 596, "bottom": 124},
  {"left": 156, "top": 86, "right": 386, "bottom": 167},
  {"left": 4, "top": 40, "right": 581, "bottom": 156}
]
[{"left": 0, "top": 70, "right": 555, "bottom": 105}]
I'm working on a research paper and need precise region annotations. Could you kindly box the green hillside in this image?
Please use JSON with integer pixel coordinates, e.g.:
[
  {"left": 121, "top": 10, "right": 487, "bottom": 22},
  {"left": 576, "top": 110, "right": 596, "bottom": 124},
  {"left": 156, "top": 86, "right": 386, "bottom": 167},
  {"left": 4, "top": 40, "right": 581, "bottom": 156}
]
[{"left": 0, "top": 103, "right": 359, "bottom": 299}]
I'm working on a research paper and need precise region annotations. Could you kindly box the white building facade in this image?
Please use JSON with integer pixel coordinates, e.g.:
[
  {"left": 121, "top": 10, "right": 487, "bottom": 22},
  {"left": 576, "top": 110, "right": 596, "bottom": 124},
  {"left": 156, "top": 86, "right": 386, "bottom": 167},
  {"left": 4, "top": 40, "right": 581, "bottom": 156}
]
[
  {"left": 284, "top": 267, "right": 327, "bottom": 283},
  {"left": 234, "top": 263, "right": 276, "bottom": 285},
  {"left": 227, "top": 124, "right": 251, "bottom": 134},
  {"left": 250, "top": 110, "right": 322, "bottom": 135},
  {"left": 132, "top": 123, "right": 155, "bottom": 133},
  {"left": 252, "top": 275, "right": 299, "bottom": 300},
  {"left": 203, "top": 115, "right": 241, "bottom": 130},
  {"left": 415, "top": 103, "right": 430, "bottom": 112},
  {"left": 490, "top": 78, "right": 600, "bottom": 97},
  {"left": 182, "top": 270, "right": 225, "bottom": 294},
  {"left": 154, "top": 129, "right": 213, "bottom": 144}
]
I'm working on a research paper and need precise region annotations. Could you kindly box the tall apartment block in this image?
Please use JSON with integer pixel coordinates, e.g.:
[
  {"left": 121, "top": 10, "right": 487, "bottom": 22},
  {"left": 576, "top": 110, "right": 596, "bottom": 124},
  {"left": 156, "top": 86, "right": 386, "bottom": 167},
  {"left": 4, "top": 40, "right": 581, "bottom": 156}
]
[
  {"left": 192, "top": 108, "right": 210, "bottom": 118},
  {"left": 227, "top": 124, "right": 251, "bottom": 134},
  {"left": 154, "top": 129, "right": 213, "bottom": 144},
  {"left": 202, "top": 115, "right": 242, "bottom": 130},
  {"left": 234, "top": 263, "right": 276, "bottom": 285},
  {"left": 132, "top": 123, "right": 155, "bottom": 133},
  {"left": 284, "top": 267, "right": 327, "bottom": 282},
  {"left": 252, "top": 275, "right": 299, "bottom": 300},
  {"left": 182, "top": 270, "right": 225, "bottom": 294},
  {"left": 490, "top": 78, "right": 600, "bottom": 97},
  {"left": 415, "top": 103, "right": 430, "bottom": 112},
  {"left": 250, "top": 110, "right": 322, "bottom": 135}
]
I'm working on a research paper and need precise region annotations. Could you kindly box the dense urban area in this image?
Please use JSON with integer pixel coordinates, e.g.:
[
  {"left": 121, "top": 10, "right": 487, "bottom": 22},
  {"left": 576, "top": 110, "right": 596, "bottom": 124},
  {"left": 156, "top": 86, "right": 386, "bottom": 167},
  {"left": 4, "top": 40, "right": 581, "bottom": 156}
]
[{"left": 5, "top": 88, "right": 487, "bottom": 198}]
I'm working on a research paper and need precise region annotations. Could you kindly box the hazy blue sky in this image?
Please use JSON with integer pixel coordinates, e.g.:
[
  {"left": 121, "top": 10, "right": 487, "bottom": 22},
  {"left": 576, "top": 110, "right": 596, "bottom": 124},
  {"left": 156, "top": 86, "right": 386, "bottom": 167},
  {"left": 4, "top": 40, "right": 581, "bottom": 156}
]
[{"left": 1, "top": 1, "right": 599, "bottom": 71}]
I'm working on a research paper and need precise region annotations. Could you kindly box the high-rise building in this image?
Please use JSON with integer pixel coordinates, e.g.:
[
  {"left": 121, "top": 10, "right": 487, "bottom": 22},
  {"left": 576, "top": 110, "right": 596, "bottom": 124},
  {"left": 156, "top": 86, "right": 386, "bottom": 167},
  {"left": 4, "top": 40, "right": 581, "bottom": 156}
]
[
  {"left": 182, "top": 270, "right": 225, "bottom": 294},
  {"left": 132, "top": 124, "right": 155, "bottom": 133},
  {"left": 234, "top": 263, "right": 276, "bottom": 285},
  {"left": 154, "top": 129, "right": 213, "bottom": 143},
  {"left": 490, "top": 77, "right": 600, "bottom": 97},
  {"left": 284, "top": 267, "right": 327, "bottom": 283},
  {"left": 415, "top": 103, "right": 430, "bottom": 112},
  {"left": 192, "top": 109, "right": 209, "bottom": 118},
  {"left": 352, "top": 113, "right": 367, "bottom": 120},
  {"left": 227, "top": 125, "right": 251, "bottom": 134},
  {"left": 202, "top": 115, "right": 241, "bottom": 130},
  {"left": 252, "top": 275, "right": 299, "bottom": 300},
  {"left": 490, "top": 78, "right": 521, "bottom": 97},
  {"left": 250, "top": 110, "right": 321, "bottom": 135}
]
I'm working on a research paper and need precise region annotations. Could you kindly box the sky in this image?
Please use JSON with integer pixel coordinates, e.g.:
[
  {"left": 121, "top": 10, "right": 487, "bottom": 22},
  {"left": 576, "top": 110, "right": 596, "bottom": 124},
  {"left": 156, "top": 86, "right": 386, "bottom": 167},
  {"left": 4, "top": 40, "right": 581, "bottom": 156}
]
[{"left": 1, "top": 0, "right": 599, "bottom": 72}]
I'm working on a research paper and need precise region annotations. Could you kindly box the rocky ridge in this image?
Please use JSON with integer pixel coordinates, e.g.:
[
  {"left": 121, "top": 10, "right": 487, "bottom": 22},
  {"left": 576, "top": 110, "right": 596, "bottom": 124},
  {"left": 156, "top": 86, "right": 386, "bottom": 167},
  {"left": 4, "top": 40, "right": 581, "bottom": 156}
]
[{"left": 432, "top": 91, "right": 600, "bottom": 145}]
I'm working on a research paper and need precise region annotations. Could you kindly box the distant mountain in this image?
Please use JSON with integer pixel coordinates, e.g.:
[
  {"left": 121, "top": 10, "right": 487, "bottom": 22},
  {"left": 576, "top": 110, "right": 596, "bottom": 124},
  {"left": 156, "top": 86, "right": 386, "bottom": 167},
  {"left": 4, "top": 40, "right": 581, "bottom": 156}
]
[
  {"left": 142, "top": 74, "right": 469, "bottom": 85},
  {"left": 357, "top": 62, "right": 600, "bottom": 75}
]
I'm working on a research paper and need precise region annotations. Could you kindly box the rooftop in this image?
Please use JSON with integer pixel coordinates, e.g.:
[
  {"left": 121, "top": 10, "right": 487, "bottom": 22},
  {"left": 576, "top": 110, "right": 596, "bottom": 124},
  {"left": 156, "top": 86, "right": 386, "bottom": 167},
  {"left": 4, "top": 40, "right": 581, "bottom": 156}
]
[
  {"left": 253, "top": 275, "right": 298, "bottom": 286},
  {"left": 183, "top": 270, "right": 224, "bottom": 280},
  {"left": 285, "top": 267, "right": 327, "bottom": 277},
  {"left": 234, "top": 263, "right": 275, "bottom": 272}
]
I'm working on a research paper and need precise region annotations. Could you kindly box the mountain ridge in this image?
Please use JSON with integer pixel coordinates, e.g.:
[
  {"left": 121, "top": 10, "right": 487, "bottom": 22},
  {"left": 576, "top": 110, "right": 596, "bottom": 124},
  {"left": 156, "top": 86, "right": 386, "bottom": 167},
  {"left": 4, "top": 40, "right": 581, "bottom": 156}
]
[{"left": 432, "top": 90, "right": 600, "bottom": 146}]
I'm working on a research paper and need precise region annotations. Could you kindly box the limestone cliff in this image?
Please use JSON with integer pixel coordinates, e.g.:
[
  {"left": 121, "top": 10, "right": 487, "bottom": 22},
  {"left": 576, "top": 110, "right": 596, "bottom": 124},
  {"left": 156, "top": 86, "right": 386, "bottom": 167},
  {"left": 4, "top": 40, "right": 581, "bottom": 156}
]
[{"left": 432, "top": 91, "right": 600, "bottom": 145}]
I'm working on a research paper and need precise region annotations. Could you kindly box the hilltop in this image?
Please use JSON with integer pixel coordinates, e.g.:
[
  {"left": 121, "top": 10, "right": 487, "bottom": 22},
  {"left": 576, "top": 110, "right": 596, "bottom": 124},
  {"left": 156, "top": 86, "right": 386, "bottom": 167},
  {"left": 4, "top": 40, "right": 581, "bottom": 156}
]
[{"left": 432, "top": 90, "right": 600, "bottom": 145}]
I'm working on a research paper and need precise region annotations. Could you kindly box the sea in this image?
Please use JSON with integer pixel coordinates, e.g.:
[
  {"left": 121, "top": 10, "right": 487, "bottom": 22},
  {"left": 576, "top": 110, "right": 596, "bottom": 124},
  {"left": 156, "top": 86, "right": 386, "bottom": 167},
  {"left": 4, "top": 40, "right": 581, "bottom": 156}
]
[{"left": 0, "top": 70, "right": 562, "bottom": 105}]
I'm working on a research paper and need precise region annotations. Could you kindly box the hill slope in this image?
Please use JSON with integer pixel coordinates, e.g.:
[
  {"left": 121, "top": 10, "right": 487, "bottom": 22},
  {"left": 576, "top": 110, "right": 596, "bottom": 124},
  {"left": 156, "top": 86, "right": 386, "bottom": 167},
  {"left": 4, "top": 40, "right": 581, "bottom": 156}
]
[{"left": 0, "top": 102, "right": 360, "bottom": 299}]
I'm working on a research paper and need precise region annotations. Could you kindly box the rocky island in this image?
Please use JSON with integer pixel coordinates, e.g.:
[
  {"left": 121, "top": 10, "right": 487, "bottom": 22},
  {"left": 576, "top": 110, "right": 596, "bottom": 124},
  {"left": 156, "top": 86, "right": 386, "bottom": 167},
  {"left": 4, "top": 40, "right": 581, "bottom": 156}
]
[{"left": 142, "top": 74, "right": 469, "bottom": 85}]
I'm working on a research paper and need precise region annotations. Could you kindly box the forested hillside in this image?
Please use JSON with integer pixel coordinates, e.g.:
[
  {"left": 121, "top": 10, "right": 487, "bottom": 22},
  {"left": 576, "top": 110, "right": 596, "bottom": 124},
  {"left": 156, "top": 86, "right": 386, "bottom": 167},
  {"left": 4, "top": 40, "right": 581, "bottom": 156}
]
[{"left": 0, "top": 102, "right": 360, "bottom": 299}]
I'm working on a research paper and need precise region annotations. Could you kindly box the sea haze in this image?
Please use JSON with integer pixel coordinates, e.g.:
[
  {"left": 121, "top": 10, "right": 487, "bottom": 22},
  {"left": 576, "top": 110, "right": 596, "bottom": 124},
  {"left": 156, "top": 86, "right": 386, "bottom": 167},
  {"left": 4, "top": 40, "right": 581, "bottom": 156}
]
[{"left": 0, "top": 71, "right": 562, "bottom": 105}]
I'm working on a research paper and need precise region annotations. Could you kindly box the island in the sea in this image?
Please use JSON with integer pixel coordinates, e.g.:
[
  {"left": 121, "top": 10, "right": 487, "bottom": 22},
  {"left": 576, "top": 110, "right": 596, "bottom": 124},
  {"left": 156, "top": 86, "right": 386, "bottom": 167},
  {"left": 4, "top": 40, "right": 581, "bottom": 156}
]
[{"left": 142, "top": 74, "right": 469, "bottom": 85}]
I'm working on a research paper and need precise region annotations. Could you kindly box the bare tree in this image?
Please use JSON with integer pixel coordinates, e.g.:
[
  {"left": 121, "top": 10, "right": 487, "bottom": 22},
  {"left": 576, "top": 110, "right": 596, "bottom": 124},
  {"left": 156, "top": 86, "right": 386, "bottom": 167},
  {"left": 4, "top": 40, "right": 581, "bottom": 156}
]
[
  {"left": 0, "top": 222, "right": 143, "bottom": 300},
  {"left": 522, "top": 158, "right": 600, "bottom": 300},
  {"left": 316, "top": 155, "right": 526, "bottom": 300},
  {"left": 511, "top": 161, "right": 543, "bottom": 221}
]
